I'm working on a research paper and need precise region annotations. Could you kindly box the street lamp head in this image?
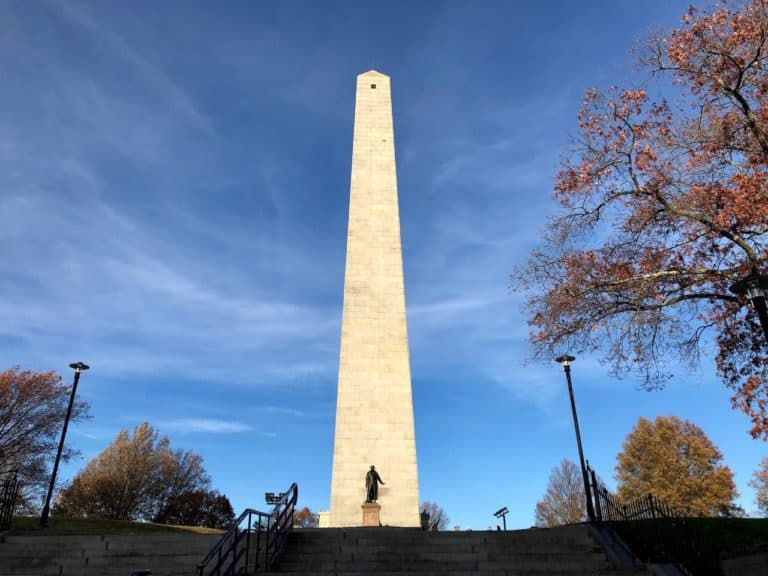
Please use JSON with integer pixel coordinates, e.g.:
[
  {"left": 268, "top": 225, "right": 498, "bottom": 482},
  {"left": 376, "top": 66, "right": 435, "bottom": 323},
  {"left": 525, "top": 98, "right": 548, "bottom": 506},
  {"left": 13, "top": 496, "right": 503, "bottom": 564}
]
[
  {"left": 729, "top": 270, "right": 768, "bottom": 300},
  {"left": 730, "top": 268, "right": 768, "bottom": 347},
  {"left": 744, "top": 276, "right": 767, "bottom": 300},
  {"left": 555, "top": 355, "right": 576, "bottom": 367},
  {"left": 69, "top": 362, "right": 90, "bottom": 373},
  {"left": 265, "top": 491, "right": 286, "bottom": 505}
]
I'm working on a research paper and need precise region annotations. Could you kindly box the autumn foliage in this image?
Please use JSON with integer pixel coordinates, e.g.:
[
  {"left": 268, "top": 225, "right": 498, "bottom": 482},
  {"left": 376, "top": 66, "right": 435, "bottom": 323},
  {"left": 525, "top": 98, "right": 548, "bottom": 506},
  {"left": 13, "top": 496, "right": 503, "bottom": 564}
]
[
  {"left": 292, "top": 506, "right": 318, "bottom": 528},
  {"left": 55, "top": 422, "right": 217, "bottom": 523},
  {"left": 534, "top": 459, "right": 587, "bottom": 527},
  {"left": 616, "top": 416, "right": 737, "bottom": 516},
  {"left": 515, "top": 0, "right": 768, "bottom": 438},
  {"left": 749, "top": 456, "right": 768, "bottom": 515},
  {"left": 0, "top": 366, "right": 90, "bottom": 509}
]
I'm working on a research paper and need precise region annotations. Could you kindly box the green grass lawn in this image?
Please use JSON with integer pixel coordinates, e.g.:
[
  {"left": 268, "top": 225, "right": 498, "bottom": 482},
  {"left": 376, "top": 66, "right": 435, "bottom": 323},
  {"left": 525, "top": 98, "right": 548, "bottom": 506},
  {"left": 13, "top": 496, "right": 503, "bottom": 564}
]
[{"left": 11, "top": 516, "right": 224, "bottom": 535}]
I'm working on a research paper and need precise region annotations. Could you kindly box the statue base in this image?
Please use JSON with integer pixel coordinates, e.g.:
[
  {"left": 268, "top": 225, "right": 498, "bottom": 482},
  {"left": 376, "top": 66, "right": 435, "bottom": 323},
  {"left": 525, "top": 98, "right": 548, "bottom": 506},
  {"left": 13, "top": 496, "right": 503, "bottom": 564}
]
[{"left": 361, "top": 502, "right": 381, "bottom": 527}]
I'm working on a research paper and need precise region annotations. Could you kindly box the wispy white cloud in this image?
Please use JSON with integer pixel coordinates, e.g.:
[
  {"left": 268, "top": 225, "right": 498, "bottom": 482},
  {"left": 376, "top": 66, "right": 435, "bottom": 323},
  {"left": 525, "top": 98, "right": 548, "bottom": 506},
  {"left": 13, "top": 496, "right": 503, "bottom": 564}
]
[
  {"left": 0, "top": 0, "right": 343, "bottom": 384},
  {"left": 0, "top": 142, "right": 339, "bottom": 383},
  {"left": 160, "top": 418, "right": 253, "bottom": 435},
  {"left": 52, "top": 0, "right": 214, "bottom": 135},
  {"left": 258, "top": 406, "right": 306, "bottom": 417},
  {"left": 71, "top": 429, "right": 105, "bottom": 441},
  {"left": 1, "top": 0, "right": 758, "bottom": 533},
  {"left": 409, "top": 295, "right": 503, "bottom": 321}
]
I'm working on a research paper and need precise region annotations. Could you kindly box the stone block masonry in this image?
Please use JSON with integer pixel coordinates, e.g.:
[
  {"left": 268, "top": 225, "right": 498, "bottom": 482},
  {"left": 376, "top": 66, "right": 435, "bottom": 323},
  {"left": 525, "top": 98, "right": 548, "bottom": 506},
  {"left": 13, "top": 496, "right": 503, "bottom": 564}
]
[{"left": 328, "top": 70, "right": 420, "bottom": 527}]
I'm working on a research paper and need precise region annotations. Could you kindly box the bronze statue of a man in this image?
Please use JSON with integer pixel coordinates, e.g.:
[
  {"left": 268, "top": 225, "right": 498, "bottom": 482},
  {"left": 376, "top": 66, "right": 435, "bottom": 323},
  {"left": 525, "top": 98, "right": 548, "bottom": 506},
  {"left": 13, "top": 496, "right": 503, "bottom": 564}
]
[{"left": 365, "top": 465, "right": 385, "bottom": 503}]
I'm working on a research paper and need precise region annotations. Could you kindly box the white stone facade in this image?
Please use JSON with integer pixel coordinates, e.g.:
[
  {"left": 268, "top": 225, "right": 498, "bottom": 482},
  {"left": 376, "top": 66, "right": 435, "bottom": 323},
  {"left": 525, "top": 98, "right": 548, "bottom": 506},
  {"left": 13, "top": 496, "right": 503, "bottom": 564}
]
[{"left": 328, "top": 70, "right": 420, "bottom": 527}]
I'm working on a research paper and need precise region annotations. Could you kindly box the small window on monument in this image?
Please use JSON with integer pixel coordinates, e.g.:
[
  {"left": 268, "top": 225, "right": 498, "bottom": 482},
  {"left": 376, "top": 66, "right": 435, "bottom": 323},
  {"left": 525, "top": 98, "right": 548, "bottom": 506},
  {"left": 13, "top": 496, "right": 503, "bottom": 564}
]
[{"left": 371, "top": 84, "right": 377, "bottom": 89}]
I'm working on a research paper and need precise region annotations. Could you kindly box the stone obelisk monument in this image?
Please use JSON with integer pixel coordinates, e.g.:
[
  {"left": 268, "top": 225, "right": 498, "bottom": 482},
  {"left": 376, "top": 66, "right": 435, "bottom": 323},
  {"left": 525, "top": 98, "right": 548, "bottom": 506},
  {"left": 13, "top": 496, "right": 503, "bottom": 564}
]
[{"left": 329, "top": 70, "right": 420, "bottom": 527}]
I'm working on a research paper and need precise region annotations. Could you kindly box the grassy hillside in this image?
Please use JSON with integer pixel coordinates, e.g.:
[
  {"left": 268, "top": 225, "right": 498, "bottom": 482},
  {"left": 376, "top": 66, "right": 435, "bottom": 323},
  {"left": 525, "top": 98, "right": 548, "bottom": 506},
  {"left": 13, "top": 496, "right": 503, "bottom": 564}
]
[
  {"left": 11, "top": 516, "right": 224, "bottom": 535},
  {"left": 684, "top": 517, "right": 768, "bottom": 554},
  {"left": 607, "top": 516, "right": 768, "bottom": 564}
]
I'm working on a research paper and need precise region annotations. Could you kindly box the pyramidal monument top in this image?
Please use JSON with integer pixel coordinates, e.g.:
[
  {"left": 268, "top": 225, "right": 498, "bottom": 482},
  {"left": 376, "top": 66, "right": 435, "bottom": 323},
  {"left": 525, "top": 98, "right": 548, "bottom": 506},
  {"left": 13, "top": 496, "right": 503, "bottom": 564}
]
[{"left": 358, "top": 69, "right": 388, "bottom": 78}]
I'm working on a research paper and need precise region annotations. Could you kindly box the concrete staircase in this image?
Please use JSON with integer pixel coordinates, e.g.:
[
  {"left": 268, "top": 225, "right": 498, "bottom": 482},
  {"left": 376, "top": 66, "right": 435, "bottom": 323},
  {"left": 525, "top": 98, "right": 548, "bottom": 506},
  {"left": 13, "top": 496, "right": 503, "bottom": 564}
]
[
  {"left": 269, "top": 525, "right": 649, "bottom": 575},
  {"left": 0, "top": 525, "right": 653, "bottom": 576},
  {"left": 0, "top": 532, "right": 220, "bottom": 576}
]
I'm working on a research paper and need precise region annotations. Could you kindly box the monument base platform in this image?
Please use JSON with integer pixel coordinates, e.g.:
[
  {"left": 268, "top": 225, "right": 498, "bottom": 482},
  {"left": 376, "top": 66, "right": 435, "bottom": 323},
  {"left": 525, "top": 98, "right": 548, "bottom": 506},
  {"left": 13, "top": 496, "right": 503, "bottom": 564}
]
[{"left": 361, "top": 503, "right": 381, "bottom": 527}]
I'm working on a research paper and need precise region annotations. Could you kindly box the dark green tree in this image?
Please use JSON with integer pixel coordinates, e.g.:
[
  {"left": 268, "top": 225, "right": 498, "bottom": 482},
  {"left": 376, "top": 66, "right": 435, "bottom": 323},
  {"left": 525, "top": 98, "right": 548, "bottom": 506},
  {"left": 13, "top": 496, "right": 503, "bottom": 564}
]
[{"left": 154, "top": 489, "right": 234, "bottom": 529}]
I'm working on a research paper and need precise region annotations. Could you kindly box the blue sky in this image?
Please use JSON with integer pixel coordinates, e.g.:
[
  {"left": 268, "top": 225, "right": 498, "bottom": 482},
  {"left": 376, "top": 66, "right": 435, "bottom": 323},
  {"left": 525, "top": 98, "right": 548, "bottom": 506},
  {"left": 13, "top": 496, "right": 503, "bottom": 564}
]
[{"left": 1, "top": 0, "right": 764, "bottom": 529}]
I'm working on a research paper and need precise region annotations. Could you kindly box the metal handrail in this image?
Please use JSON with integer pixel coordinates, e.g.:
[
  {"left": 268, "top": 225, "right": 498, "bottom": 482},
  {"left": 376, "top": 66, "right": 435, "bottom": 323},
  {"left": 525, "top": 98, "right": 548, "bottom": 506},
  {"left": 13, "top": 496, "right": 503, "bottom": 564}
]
[
  {"left": 264, "top": 483, "right": 298, "bottom": 569},
  {"left": 0, "top": 473, "right": 19, "bottom": 532},
  {"left": 586, "top": 464, "right": 708, "bottom": 576},
  {"left": 197, "top": 482, "right": 297, "bottom": 575}
]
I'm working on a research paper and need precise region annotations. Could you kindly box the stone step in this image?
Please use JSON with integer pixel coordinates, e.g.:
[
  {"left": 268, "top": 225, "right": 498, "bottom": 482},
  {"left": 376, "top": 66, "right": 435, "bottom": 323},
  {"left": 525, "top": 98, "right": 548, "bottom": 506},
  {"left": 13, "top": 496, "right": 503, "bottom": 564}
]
[
  {"left": 263, "top": 571, "right": 644, "bottom": 576},
  {"left": 265, "top": 526, "right": 650, "bottom": 576},
  {"left": 286, "top": 543, "right": 603, "bottom": 556},
  {"left": 0, "top": 532, "right": 219, "bottom": 576},
  {"left": 0, "top": 555, "right": 197, "bottom": 569},
  {"left": 274, "top": 558, "right": 617, "bottom": 572},
  {"left": 285, "top": 542, "right": 601, "bottom": 554},
  {"left": 280, "top": 550, "right": 607, "bottom": 561},
  {"left": 289, "top": 531, "right": 597, "bottom": 547},
  {"left": 292, "top": 527, "right": 590, "bottom": 538},
  {"left": 290, "top": 534, "right": 596, "bottom": 543},
  {"left": 291, "top": 537, "right": 597, "bottom": 547},
  {"left": 0, "top": 526, "right": 651, "bottom": 576}
]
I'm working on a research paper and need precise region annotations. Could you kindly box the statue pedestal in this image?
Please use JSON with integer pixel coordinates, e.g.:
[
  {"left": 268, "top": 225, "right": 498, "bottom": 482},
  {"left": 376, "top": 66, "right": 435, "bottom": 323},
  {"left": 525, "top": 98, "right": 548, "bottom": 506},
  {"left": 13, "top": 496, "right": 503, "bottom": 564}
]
[{"left": 361, "top": 503, "right": 381, "bottom": 527}]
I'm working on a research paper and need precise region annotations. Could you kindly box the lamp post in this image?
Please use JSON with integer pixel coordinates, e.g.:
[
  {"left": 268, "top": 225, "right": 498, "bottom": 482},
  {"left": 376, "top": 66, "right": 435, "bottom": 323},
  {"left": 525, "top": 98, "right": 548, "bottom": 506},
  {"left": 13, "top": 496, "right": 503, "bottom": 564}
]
[
  {"left": 555, "top": 355, "right": 595, "bottom": 521},
  {"left": 493, "top": 506, "right": 509, "bottom": 531},
  {"left": 729, "top": 268, "right": 768, "bottom": 345},
  {"left": 39, "top": 362, "right": 89, "bottom": 528},
  {"left": 265, "top": 492, "right": 286, "bottom": 506}
]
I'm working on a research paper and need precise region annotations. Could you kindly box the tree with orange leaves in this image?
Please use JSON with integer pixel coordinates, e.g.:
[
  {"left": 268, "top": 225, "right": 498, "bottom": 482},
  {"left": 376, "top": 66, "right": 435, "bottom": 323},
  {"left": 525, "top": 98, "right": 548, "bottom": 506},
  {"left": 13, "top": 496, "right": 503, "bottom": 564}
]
[
  {"left": 534, "top": 459, "right": 586, "bottom": 527},
  {"left": 749, "top": 457, "right": 768, "bottom": 514},
  {"left": 0, "top": 366, "right": 90, "bottom": 510},
  {"left": 616, "top": 416, "right": 737, "bottom": 516},
  {"left": 515, "top": 0, "right": 768, "bottom": 439},
  {"left": 292, "top": 506, "right": 318, "bottom": 528}
]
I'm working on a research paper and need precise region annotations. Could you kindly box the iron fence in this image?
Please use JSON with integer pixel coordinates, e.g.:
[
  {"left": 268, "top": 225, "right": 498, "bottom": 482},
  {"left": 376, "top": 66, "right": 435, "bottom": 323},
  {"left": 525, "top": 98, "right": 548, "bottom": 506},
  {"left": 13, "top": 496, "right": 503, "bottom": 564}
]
[
  {"left": 586, "top": 463, "right": 717, "bottom": 576},
  {"left": 0, "top": 473, "right": 19, "bottom": 531}
]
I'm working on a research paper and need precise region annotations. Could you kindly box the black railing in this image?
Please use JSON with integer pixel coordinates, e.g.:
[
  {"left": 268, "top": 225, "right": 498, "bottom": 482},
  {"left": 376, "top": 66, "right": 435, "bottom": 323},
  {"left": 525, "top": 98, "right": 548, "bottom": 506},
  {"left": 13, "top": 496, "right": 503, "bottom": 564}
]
[
  {"left": 589, "top": 469, "right": 673, "bottom": 523},
  {"left": 586, "top": 464, "right": 715, "bottom": 576},
  {"left": 197, "top": 482, "right": 297, "bottom": 576},
  {"left": 0, "top": 473, "right": 19, "bottom": 531}
]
